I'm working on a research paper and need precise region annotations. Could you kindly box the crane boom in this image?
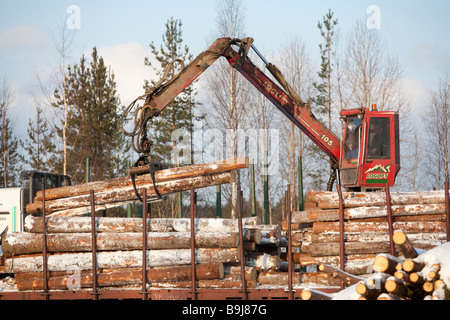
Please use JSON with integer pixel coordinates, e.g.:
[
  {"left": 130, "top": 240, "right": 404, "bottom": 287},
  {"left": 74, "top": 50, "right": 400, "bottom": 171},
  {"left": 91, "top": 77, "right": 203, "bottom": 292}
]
[{"left": 128, "top": 37, "right": 341, "bottom": 162}]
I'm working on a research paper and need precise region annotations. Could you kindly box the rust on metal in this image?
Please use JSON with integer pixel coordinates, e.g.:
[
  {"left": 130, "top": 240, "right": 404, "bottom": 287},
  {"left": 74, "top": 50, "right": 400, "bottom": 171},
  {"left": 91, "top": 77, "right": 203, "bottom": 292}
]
[
  {"left": 141, "top": 188, "right": 148, "bottom": 300},
  {"left": 41, "top": 179, "right": 49, "bottom": 300},
  {"left": 90, "top": 190, "right": 99, "bottom": 300},
  {"left": 385, "top": 183, "right": 395, "bottom": 256},
  {"left": 190, "top": 189, "right": 197, "bottom": 300},
  {"left": 237, "top": 189, "right": 248, "bottom": 300}
]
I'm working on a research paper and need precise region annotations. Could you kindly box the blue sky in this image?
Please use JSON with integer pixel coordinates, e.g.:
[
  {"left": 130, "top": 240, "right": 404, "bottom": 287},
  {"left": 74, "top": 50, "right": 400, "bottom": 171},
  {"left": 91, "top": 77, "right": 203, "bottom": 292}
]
[{"left": 1, "top": 0, "right": 450, "bottom": 136}]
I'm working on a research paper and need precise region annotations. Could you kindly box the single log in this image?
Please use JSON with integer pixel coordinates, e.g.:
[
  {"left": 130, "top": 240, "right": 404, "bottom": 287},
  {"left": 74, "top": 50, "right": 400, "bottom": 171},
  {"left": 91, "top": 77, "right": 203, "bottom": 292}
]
[
  {"left": 14, "top": 263, "right": 224, "bottom": 284},
  {"left": 409, "top": 271, "right": 426, "bottom": 285},
  {"left": 24, "top": 215, "right": 261, "bottom": 234},
  {"left": 307, "top": 190, "right": 447, "bottom": 209},
  {"left": 372, "top": 254, "right": 404, "bottom": 274},
  {"left": 377, "top": 293, "right": 404, "bottom": 300},
  {"left": 5, "top": 248, "right": 240, "bottom": 273},
  {"left": 402, "top": 259, "right": 426, "bottom": 273},
  {"left": 304, "top": 241, "right": 392, "bottom": 256},
  {"left": 149, "top": 279, "right": 257, "bottom": 289},
  {"left": 245, "top": 253, "right": 280, "bottom": 271},
  {"left": 2, "top": 231, "right": 239, "bottom": 257},
  {"left": 385, "top": 276, "right": 410, "bottom": 297},
  {"left": 393, "top": 230, "right": 419, "bottom": 258},
  {"left": 427, "top": 264, "right": 440, "bottom": 281},
  {"left": 355, "top": 281, "right": 381, "bottom": 299},
  {"left": 15, "top": 263, "right": 225, "bottom": 291},
  {"left": 257, "top": 271, "right": 302, "bottom": 286},
  {"left": 313, "top": 221, "right": 447, "bottom": 234},
  {"left": 292, "top": 252, "right": 316, "bottom": 266},
  {"left": 290, "top": 203, "right": 447, "bottom": 223},
  {"left": 225, "top": 265, "right": 257, "bottom": 281},
  {"left": 318, "top": 264, "right": 364, "bottom": 286},
  {"left": 300, "top": 288, "right": 334, "bottom": 300},
  {"left": 27, "top": 172, "right": 235, "bottom": 215},
  {"left": 34, "top": 157, "right": 249, "bottom": 202}
]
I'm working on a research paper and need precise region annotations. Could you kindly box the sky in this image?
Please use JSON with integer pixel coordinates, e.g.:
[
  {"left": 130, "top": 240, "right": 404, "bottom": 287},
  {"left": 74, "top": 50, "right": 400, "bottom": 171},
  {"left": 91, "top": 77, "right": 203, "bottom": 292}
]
[{"left": 1, "top": 0, "right": 450, "bottom": 142}]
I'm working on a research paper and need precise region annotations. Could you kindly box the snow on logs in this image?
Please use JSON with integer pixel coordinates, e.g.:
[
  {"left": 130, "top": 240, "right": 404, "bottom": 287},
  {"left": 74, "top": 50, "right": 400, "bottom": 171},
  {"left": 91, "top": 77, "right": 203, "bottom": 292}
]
[
  {"left": 284, "top": 189, "right": 449, "bottom": 280},
  {"left": 3, "top": 215, "right": 286, "bottom": 290},
  {"left": 301, "top": 234, "right": 450, "bottom": 300},
  {"left": 26, "top": 157, "right": 249, "bottom": 216}
]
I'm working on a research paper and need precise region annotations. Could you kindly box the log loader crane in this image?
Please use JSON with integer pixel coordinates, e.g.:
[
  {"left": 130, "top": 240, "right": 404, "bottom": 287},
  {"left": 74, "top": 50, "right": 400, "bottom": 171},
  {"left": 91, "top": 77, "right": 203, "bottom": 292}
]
[{"left": 120, "top": 37, "right": 400, "bottom": 192}]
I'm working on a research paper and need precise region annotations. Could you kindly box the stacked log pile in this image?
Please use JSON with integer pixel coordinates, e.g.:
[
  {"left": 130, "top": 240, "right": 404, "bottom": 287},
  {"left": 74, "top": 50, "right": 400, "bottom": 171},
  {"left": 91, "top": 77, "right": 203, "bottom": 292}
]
[
  {"left": 1, "top": 216, "right": 287, "bottom": 291},
  {"left": 282, "top": 189, "right": 449, "bottom": 287},
  {"left": 301, "top": 231, "right": 450, "bottom": 300}
]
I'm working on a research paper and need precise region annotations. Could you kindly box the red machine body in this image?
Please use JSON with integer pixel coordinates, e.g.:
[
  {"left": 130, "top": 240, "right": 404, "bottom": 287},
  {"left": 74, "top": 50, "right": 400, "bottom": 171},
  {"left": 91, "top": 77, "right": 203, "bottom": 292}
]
[{"left": 127, "top": 37, "right": 400, "bottom": 191}]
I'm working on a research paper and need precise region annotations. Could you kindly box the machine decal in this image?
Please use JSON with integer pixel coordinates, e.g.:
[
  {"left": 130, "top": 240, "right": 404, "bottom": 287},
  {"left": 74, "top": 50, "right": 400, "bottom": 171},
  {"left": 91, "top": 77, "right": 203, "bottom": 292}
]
[{"left": 365, "top": 164, "right": 391, "bottom": 183}]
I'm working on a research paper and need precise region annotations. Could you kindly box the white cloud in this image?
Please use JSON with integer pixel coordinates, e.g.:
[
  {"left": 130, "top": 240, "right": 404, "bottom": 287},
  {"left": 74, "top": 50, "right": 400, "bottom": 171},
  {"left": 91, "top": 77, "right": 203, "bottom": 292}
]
[
  {"left": 96, "top": 42, "right": 157, "bottom": 106},
  {"left": 0, "top": 25, "right": 49, "bottom": 49}
]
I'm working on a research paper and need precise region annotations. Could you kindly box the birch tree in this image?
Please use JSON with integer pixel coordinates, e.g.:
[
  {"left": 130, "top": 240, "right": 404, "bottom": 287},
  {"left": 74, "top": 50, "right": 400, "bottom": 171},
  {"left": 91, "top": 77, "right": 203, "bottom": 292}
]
[
  {"left": 204, "top": 0, "right": 248, "bottom": 218},
  {"left": 425, "top": 75, "right": 450, "bottom": 189}
]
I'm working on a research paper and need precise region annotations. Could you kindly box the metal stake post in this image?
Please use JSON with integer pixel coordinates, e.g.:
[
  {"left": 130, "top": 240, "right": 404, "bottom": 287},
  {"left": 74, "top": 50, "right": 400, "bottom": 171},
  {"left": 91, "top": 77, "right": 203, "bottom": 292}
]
[
  {"left": 336, "top": 184, "right": 345, "bottom": 289},
  {"left": 90, "top": 190, "right": 99, "bottom": 300},
  {"left": 385, "top": 183, "right": 395, "bottom": 256},
  {"left": 237, "top": 189, "right": 248, "bottom": 300},
  {"left": 190, "top": 189, "right": 198, "bottom": 300},
  {"left": 41, "top": 178, "right": 49, "bottom": 300},
  {"left": 446, "top": 181, "right": 450, "bottom": 242},
  {"left": 141, "top": 188, "right": 149, "bottom": 300},
  {"left": 286, "top": 186, "right": 294, "bottom": 300}
]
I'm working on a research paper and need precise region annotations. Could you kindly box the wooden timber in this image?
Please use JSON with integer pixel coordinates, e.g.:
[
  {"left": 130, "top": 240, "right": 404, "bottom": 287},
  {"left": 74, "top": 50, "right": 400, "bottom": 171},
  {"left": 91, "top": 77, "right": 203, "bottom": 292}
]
[
  {"left": 27, "top": 172, "right": 235, "bottom": 216},
  {"left": 1, "top": 231, "right": 239, "bottom": 258},
  {"left": 5, "top": 248, "right": 240, "bottom": 273},
  {"left": 34, "top": 157, "right": 249, "bottom": 202}
]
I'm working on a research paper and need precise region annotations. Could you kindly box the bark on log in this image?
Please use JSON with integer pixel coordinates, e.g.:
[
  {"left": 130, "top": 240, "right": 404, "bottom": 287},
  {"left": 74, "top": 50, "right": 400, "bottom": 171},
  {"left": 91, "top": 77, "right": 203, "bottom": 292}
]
[
  {"left": 2, "top": 231, "right": 239, "bottom": 258},
  {"left": 372, "top": 254, "right": 404, "bottom": 274},
  {"left": 14, "top": 263, "right": 225, "bottom": 291},
  {"left": 245, "top": 253, "right": 280, "bottom": 271},
  {"left": 290, "top": 203, "right": 447, "bottom": 224},
  {"left": 5, "top": 248, "right": 240, "bottom": 273},
  {"left": 27, "top": 172, "right": 235, "bottom": 216},
  {"left": 257, "top": 271, "right": 301, "bottom": 286},
  {"left": 312, "top": 221, "right": 446, "bottom": 234},
  {"left": 306, "top": 190, "right": 447, "bottom": 209},
  {"left": 24, "top": 215, "right": 261, "bottom": 234},
  {"left": 393, "top": 230, "right": 419, "bottom": 258},
  {"left": 149, "top": 279, "right": 257, "bottom": 289},
  {"left": 304, "top": 241, "right": 393, "bottom": 256},
  {"left": 224, "top": 265, "right": 257, "bottom": 281},
  {"left": 300, "top": 288, "right": 334, "bottom": 300},
  {"left": 318, "top": 264, "right": 364, "bottom": 286}
]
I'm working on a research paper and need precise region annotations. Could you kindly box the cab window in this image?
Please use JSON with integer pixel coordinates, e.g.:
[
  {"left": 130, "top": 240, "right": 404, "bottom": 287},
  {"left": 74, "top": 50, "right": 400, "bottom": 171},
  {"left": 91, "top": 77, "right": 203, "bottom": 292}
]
[{"left": 367, "top": 117, "right": 390, "bottom": 159}]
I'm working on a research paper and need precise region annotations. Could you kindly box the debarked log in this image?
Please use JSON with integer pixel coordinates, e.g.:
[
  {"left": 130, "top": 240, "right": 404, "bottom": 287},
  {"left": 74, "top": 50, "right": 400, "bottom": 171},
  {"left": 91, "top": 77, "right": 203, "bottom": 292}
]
[
  {"left": 290, "top": 203, "right": 447, "bottom": 223},
  {"left": 257, "top": 271, "right": 302, "bottom": 286},
  {"left": 312, "top": 221, "right": 447, "bottom": 234},
  {"left": 24, "top": 215, "right": 261, "bottom": 234},
  {"left": 306, "top": 190, "right": 447, "bottom": 209},
  {"left": 5, "top": 248, "right": 240, "bottom": 273},
  {"left": 149, "top": 279, "right": 258, "bottom": 289},
  {"left": 27, "top": 172, "right": 234, "bottom": 216},
  {"left": 1, "top": 231, "right": 239, "bottom": 258}
]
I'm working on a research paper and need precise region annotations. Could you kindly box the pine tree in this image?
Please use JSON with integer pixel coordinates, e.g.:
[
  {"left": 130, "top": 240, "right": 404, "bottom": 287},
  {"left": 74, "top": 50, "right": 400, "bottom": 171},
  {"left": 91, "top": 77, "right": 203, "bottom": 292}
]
[
  {"left": 144, "top": 17, "right": 199, "bottom": 166},
  {"left": 143, "top": 17, "right": 200, "bottom": 218},
  {"left": 313, "top": 9, "right": 338, "bottom": 126},
  {"left": 21, "top": 105, "right": 57, "bottom": 172},
  {"left": 53, "top": 48, "right": 129, "bottom": 183}
]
